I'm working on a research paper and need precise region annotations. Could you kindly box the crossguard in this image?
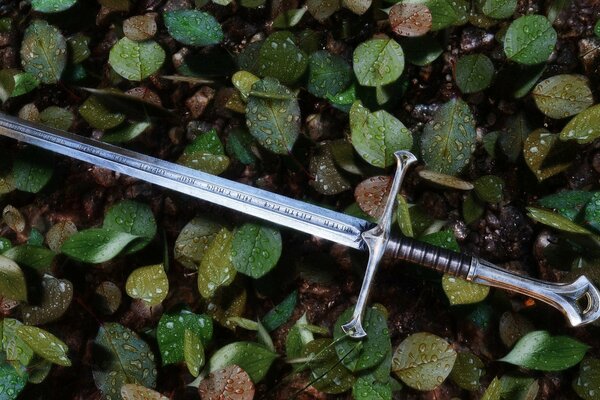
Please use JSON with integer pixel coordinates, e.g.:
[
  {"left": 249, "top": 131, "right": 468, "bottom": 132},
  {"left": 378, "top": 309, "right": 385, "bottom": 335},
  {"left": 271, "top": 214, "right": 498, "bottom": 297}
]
[{"left": 342, "top": 151, "right": 417, "bottom": 338}]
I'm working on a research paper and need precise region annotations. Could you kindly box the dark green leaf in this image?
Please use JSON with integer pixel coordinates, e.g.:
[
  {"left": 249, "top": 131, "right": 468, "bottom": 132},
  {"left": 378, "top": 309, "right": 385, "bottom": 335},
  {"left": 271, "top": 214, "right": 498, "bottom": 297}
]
[
  {"left": 60, "top": 228, "right": 140, "bottom": 263},
  {"left": 503, "top": 15, "right": 557, "bottom": 65},
  {"left": 455, "top": 54, "right": 494, "bottom": 93},
  {"left": 499, "top": 375, "right": 539, "bottom": 400},
  {"left": 526, "top": 207, "right": 591, "bottom": 235},
  {"left": 231, "top": 223, "right": 282, "bottom": 279},
  {"left": 353, "top": 38, "right": 404, "bottom": 87},
  {"left": 39, "top": 106, "right": 73, "bottom": 131},
  {"left": 352, "top": 376, "right": 392, "bottom": 400},
  {"left": 303, "top": 338, "right": 356, "bottom": 393},
  {"left": 197, "top": 228, "right": 236, "bottom": 298},
  {"left": 0, "top": 361, "right": 27, "bottom": 400},
  {"left": 307, "top": 0, "right": 341, "bottom": 21},
  {"left": 164, "top": 10, "right": 224, "bottom": 46},
  {"left": 261, "top": 290, "right": 297, "bottom": 331},
  {"left": 79, "top": 94, "right": 126, "bottom": 130},
  {"left": 401, "top": 35, "right": 443, "bottom": 66},
  {"left": 13, "top": 149, "right": 54, "bottom": 193},
  {"left": 31, "top": 0, "right": 76, "bottom": 12},
  {"left": 425, "top": 0, "right": 468, "bottom": 30},
  {"left": 208, "top": 341, "right": 277, "bottom": 383},
  {"left": 21, "top": 275, "right": 72, "bottom": 325},
  {"left": 20, "top": 20, "right": 67, "bottom": 84},
  {"left": 157, "top": 311, "right": 212, "bottom": 365},
  {"left": 257, "top": 32, "right": 308, "bottom": 85},
  {"left": 499, "top": 112, "right": 530, "bottom": 162},
  {"left": 307, "top": 51, "right": 352, "bottom": 98},
  {"left": 103, "top": 200, "right": 157, "bottom": 253},
  {"left": 178, "top": 130, "right": 230, "bottom": 175},
  {"left": 102, "top": 122, "right": 151, "bottom": 143},
  {"left": 1, "top": 319, "right": 34, "bottom": 366},
  {"left": 2, "top": 245, "right": 55, "bottom": 271},
  {"left": 474, "top": 175, "right": 504, "bottom": 203},
  {"left": 584, "top": 193, "right": 600, "bottom": 233},
  {"left": 482, "top": 0, "right": 516, "bottom": 19},
  {"left": 272, "top": 7, "right": 308, "bottom": 28},
  {"left": 573, "top": 358, "right": 600, "bottom": 400},
  {"left": 108, "top": 38, "right": 165, "bottom": 81},
  {"left": 449, "top": 351, "right": 485, "bottom": 391}
]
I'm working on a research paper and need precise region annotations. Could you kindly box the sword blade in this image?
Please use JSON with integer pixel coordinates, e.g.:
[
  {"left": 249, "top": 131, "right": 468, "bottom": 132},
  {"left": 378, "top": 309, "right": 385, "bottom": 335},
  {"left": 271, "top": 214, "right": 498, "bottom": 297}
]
[{"left": 0, "top": 113, "right": 372, "bottom": 249}]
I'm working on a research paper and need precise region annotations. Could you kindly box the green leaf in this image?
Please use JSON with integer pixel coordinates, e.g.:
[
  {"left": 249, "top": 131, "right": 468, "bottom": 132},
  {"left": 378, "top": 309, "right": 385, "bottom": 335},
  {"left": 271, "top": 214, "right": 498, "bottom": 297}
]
[
  {"left": 20, "top": 20, "right": 67, "bottom": 84},
  {"left": 226, "top": 128, "right": 257, "bottom": 165},
  {"left": 421, "top": 98, "right": 476, "bottom": 175},
  {"left": 425, "top": 0, "right": 468, "bottom": 30},
  {"left": 183, "top": 330, "right": 204, "bottom": 377},
  {"left": 499, "top": 312, "right": 535, "bottom": 348},
  {"left": 573, "top": 358, "right": 600, "bottom": 400},
  {"left": 232, "top": 71, "right": 260, "bottom": 100},
  {"left": 31, "top": 0, "right": 77, "bottom": 12},
  {"left": 125, "top": 264, "right": 168, "bottom": 306},
  {"left": 392, "top": 332, "right": 457, "bottom": 391},
  {"left": 526, "top": 207, "right": 592, "bottom": 234},
  {"left": 16, "top": 326, "right": 70, "bottom": 366},
  {"left": 303, "top": 338, "right": 356, "bottom": 394},
  {"left": 257, "top": 32, "right": 308, "bottom": 85},
  {"left": 109, "top": 38, "right": 165, "bottom": 81},
  {"left": 499, "top": 330, "right": 589, "bottom": 371},
  {"left": 532, "top": 74, "right": 593, "bottom": 119},
  {"left": 60, "top": 228, "right": 140, "bottom": 263},
  {"left": 474, "top": 175, "right": 504, "bottom": 203},
  {"left": 307, "top": 0, "right": 341, "bottom": 21},
  {"left": 157, "top": 311, "right": 212, "bottom": 365},
  {"left": 499, "top": 376, "right": 539, "bottom": 400},
  {"left": 178, "top": 130, "right": 230, "bottom": 175},
  {"left": 482, "top": 377, "right": 502, "bottom": 400},
  {"left": 400, "top": 35, "right": 443, "bottom": 66},
  {"left": 499, "top": 112, "right": 530, "bottom": 162},
  {"left": 418, "top": 170, "right": 474, "bottom": 190},
  {"left": 272, "top": 7, "right": 308, "bottom": 28},
  {"left": 0, "top": 361, "right": 27, "bottom": 400},
  {"left": 13, "top": 149, "right": 54, "bottom": 193},
  {"left": 585, "top": 193, "right": 600, "bottom": 233},
  {"left": 67, "top": 33, "right": 90, "bottom": 64},
  {"left": 103, "top": 200, "right": 156, "bottom": 253},
  {"left": 261, "top": 290, "right": 297, "bottom": 331},
  {"left": 455, "top": 54, "right": 494, "bottom": 93},
  {"left": 0, "top": 255, "right": 27, "bottom": 302},
  {"left": 396, "top": 195, "right": 414, "bottom": 237},
  {"left": 79, "top": 94, "right": 126, "bottom": 130},
  {"left": 503, "top": 15, "right": 557, "bottom": 65},
  {"left": 353, "top": 38, "right": 404, "bottom": 87},
  {"left": 3, "top": 245, "right": 55, "bottom": 271},
  {"left": 350, "top": 101, "right": 413, "bottom": 168},
  {"left": 560, "top": 104, "right": 600, "bottom": 144},
  {"left": 538, "top": 190, "right": 593, "bottom": 220},
  {"left": 482, "top": 0, "right": 516, "bottom": 19},
  {"left": 208, "top": 341, "right": 277, "bottom": 383},
  {"left": 246, "top": 77, "right": 300, "bottom": 154},
  {"left": 1, "top": 319, "right": 34, "bottom": 366},
  {"left": 39, "top": 106, "right": 73, "bottom": 131},
  {"left": 21, "top": 275, "right": 73, "bottom": 325},
  {"left": 232, "top": 223, "right": 282, "bottom": 279},
  {"left": 421, "top": 231, "right": 460, "bottom": 251},
  {"left": 163, "top": 10, "right": 224, "bottom": 46},
  {"left": 11, "top": 72, "right": 39, "bottom": 97},
  {"left": 174, "top": 217, "right": 221, "bottom": 270},
  {"left": 333, "top": 306, "right": 391, "bottom": 372},
  {"left": 102, "top": 122, "right": 151, "bottom": 143},
  {"left": 352, "top": 376, "right": 392, "bottom": 400},
  {"left": 309, "top": 142, "right": 352, "bottom": 195},
  {"left": 442, "top": 275, "right": 490, "bottom": 305},
  {"left": 92, "top": 323, "right": 157, "bottom": 399},
  {"left": 197, "top": 228, "right": 236, "bottom": 298},
  {"left": 307, "top": 50, "right": 352, "bottom": 98},
  {"left": 449, "top": 351, "right": 485, "bottom": 391},
  {"left": 523, "top": 129, "right": 571, "bottom": 181}
]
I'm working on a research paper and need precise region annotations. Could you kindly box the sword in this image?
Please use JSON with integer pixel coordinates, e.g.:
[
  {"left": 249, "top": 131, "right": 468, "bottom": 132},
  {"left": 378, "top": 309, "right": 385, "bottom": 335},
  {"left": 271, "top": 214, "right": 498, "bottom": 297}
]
[{"left": 1, "top": 112, "right": 599, "bottom": 338}]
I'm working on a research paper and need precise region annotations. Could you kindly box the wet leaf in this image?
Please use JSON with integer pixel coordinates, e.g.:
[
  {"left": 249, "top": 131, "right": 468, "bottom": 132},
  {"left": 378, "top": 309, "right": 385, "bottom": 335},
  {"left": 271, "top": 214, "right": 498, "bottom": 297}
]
[
  {"left": 21, "top": 275, "right": 72, "bottom": 325},
  {"left": 499, "top": 112, "right": 530, "bottom": 162},
  {"left": 123, "top": 14, "right": 157, "bottom": 42},
  {"left": 499, "top": 330, "right": 589, "bottom": 371},
  {"left": 20, "top": 20, "right": 67, "bottom": 84},
  {"left": 31, "top": 0, "right": 76, "bottom": 12},
  {"left": 503, "top": 15, "right": 557, "bottom": 65},
  {"left": 13, "top": 149, "right": 54, "bottom": 193},
  {"left": 109, "top": 38, "right": 165, "bottom": 81},
  {"left": 246, "top": 77, "right": 300, "bottom": 154},
  {"left": 11, "top": 72, "right": 39, "bottom": 98},
  {"left": 157, "top": 311, "right": 212, "bottom": 365},
  {"left": 3, "top": 245, "right": 55, "bottom": 271},
  {"left": 418, "top": 170, "right": 474, "bottom": 190},
  {"left": 499, "top": 376, "right": 539, "bottom": 400},
  {"left": 353, "top": 38, "right": 404, "bottom": 87},
  {"left": 121, "top": 384, "right": 168, "bottom": 400},
  {"left": 396, "top": 194, "right": 414, "bottom": 237},
  {"left": 573, "top": 357, "right": 600, "bottom": 400},
  {"left": 474, "top": 175, "right": 504, "bottom": 203},
  {"left": 261, "top": 290, "right": 297, "bottom": 331},
  {"left": 205, "top": 283, "right": 247, "bottom": 330},
  {"left": 60, "top": 228, "right": 140, "bottom": 263},
  {"left": 126, "top": 264, "right": 168, "bottom": 306},
  {"left": 585, "top": 193, "right": 600, "bottom": 233},
  {"left": 273, "top": 7, "right": 308, "bottom": 28},
  {"left": 81, "top": 87, "right": 173, "bottom": 121},
  {"left": 164, "top": 10, "right": 223, "bottom": 46},
  {"left": 343, "top": 0, "right": 371, "bottom": 15},
  {"left": 102, "top": 122, "right": 151, "bottom": 143},
  {"left": 442, "top": 275, "right": 490, "bottom": 305},
  {"left": 310, "top": 142, "right": 352, "bottom": 195},
  {"left": 226, "top": 128, "right": 257, "bottom": 165},
  {"left": 231, "top": 223, "right": 281, "bottom": 279},
  {"left": 499, "top": 312, "right": 535, "bottom": 349},
  {"left": 174, "top": 217, "right": 221, "bottom": 270},
  {"left": 350, "top": 101, "right": 413, "bottom": 168},
  {"left": 0, "top": 361, "right": 27, "bottom": 400},
  {"left": 389, "top": 3, "right": 433, "bottom": 37},
  {"left": 449, "top": 351, "right": 485, "bottom": 391},
  {"left": 482, "top": 377, "right": 502, "bottom": 400},
  {"left": 392, "top": 332, "right": 457, "bottom": 391},
  {"left": 559, "top": 104, "right": 600, "bottom": 144},
  {"left": 425, "top": 0, "right": 469, "bottom": 30},
  {"left": 232, "top": 70, "right": 260, "bottom": 100},
  {"left": 183, "top": 329, "right": 205, "bottom": 377},
  {"left": 352, "top": 376, "right": 391, "bottom": 399},
  {"left": 0, "top": 255, "right": 27, "bottom": 302},
  {"left": 198, "top": 364, "right": 255, "bottom": 399},
  {"left": 198, "top": 228, "right": 236, "bottom": 298},
  {"left": 1, "top": 319, "right": 34, "bottom": 366},
  {"left": 67, "top": 33, "right": 90, "bottom": 64},
  {"left": 333, "top": 306, "right": 391, "bottom": 372},
  {"left": 3, "top": 205, "right": 25, "bottom": 233},
  {"left": 103, "top": 200, "right": 157, "bottom": 253},
  {"left": 355, "top": 176, "right": 392, "bottom": 219},
  {"left": 538, "top": 190, "right": 594, "bottom": 220},
  {"left": 39, "top": 106, "right": 73, "bottom": 131},
  {"left": 421, "top": 98, "right": 476, "bottom": 176},
  {"left": 455, "top": 54, "right": 494, "bottom": 93},
  {"left": 257, "top": 32, "right": 308, "bottom": 85},
  {"left": 178, "top": 129, "right": 230, "bottom": 175},
  {"left": 303, "top": 338, "right": 356, "bottom": 394},
  {"left": 526, "top": 207, "right": 592, "bottom": 234},
  {"left": 16, "top": 326, "right": 70, "bottom": 366},
  {"left": 94, "top": 281, "right": 121, "bottom": 315},
  {"left": 307, "top": 0, "right": 341, "bottom": 21},
  {"left": 532, "top": 74, "right": 593, "bottom": 119},
  {"left": 482, "top": 0, "right": 516, "bottom": 19},
  {"left": 79, "top": 94, "right": 126, "bottom": 130},
  {"left": 208, "top": 342, "right": 277, "bottom": 383},
  {"left": 523, "top": 129, "right": 570, "bottom": 181},
  {"left": 308, "top": 50, "right": 352, "bottom": 98},
  {"left": 92, "top": 323, "right": 157, "bottom": 399}
]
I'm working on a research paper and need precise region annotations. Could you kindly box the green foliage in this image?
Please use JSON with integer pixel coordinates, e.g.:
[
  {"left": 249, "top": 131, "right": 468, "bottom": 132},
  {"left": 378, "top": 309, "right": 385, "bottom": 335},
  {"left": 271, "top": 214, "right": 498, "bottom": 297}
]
[
  {"left": 526, "top": 207, "right": 592, "bottom": 234},
  {"left": 31, "top": 0, "right": 77, "bottom": 13},
  {"left": 482, "top": 0, "right": 517, "bottom": 19},
  {"left": 157, "top": 311, "right": 212, "bottom": 366},
  {"left": 2, "top": 245, "right": 55, "bottom": 271},
  {"left": 208, "top": 341, "right": 277, "bottom": 383},
  {"left": 183, "top": 329, "right": 205, "bottom": 377},
  {"left": 474, "top": 175, "right": 505, "bottom": 203},
  {"left": 231, "top": 223, "right": 282, "bottom": 279},
  {"left": 60, "top": 229, "right": 139, "bottom": 263},
  {"left": 178, "top": 129, "right": 230, "bottom": 175},
  {"left": 125, "top": 264, "right": 168, "bottom": 306},
  {"left": 455, "top": 54, "right": 494, "bottom": 93},
  {"left": 503, "top": 15, "right": 557, "bottom": 65},
  {"left": 499, "top": 331, "right": 589, "bottom": 371},
  {"left": 20, "top": 20, "right": 67, "bottom": 84},
  {"left": 352, "top": 376, "right": 392, "bottom": 400},
  {"left": 425, "top": 0, "right": 468, "bottom": 30},
  {"left": 39, "top": 106, "right": 73, "bottom": 131},
  {"left": 197, "top": 228, "right": 236, "bottom": 298},
  {"left": 1, "top": 319, "right": 34, "bottom": 366},
  {"left": 12, "top": 149, "right": 54, "bottom": 193},
  {"left": 449, "top": 351, "right": 485, "bottom": 391},
  {"left": 303, "top": 338, "right": 356, "bottom": 393},
  {"left": 309, "top": 142, "right": 352, "bottom": 195},
  {"left": 257, "top": 32, "right": 307, "bottom": 85},
  {"left": 532, "top": 74, "right": 593, "bottom": 119},
  {"left": 523, "top": 129, "right": 570, "bottom": 181},
  {"left": 174, "top": 217, "right": 221, "bottom": 270},
  {"left": 442, "top": 275, "right": 490, "bottom": 305},
  {"left": 308, "top": 51, "right": 352, "bottom": 98},
  {"left": 353, "top": 38, "right": 404, "bottom": 87},
  {"left": 307, "top": 0, "right": 341, "bottom": 21},
  {"left": 79, "top": 94, "right": 126, "bottom": 130},
  {"left": 0, "top": 361, "right": 27, "bottom": 400},
  {"left": 560, "top": 104, "right": 600, "bottom": 144},
  {"left": 261, "top": 290, "right": 297, "bottom": 331},
  {"left": 16, "top": 326, "right": 70, "bottom": 366},
  {"left": 164, "top": 10, "right": 224, "bottom": 46},
  {"left": 573, "top": 358, "right": 600, "bottom": 400},
  {"left": 109, "top": 38, "right": 165, "bottom": 81},
  {"left": 21, "top": 275, "right": 73, "bottom": 325},
  {"left": 0, "top": 255, "right": 27, "bottom": 302}
]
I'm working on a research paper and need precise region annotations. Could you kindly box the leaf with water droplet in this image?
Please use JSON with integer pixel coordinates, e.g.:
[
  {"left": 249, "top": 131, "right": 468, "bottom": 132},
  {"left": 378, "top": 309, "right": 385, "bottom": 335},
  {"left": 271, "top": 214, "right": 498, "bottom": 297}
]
[
  {"left": 174, "top": 217, "right": 221, "bottom": 270},
  {"left": 482, "top": 377, "right": 502, "bottom": 400},
  {"left": 121, "top": 384, "right": 168, "bottom": 400},
  {"left": 442, "top": 275, "right": 490, "bottom": 305},
  {"left": 261, "top": 290, "right": 297, "bottom": 332},
  {"left": 584, "top": 193, "right": 600, "bottom": 234},
  {"left": 125, "top": 264, "right": 168, "bottom": 306},
  {"left": 256, "top": 32, "right": 307, "bottom": 85},
  {"left": 532, "top": 74, "right": 593, "bottom": 119},
  {"left": 208, "top": 341, "right": 277, "bottom": 383},
  {"left": 353, "top": 38, "right": 404, "bottom": 87},
  {"left": 178, "top": 129, "right": 230, "bottom": 175},
  {"left": 425, "top": 0, "right": 468, "bottom": 30},
  {"left": 523, "top": 129, "right": 571, "bottom": 181},
  {"left": 273, "top": 7, "right": 308, "bottom": 28},
  {"left": 0, "top": 255, "right": 27, "bottom": 302},
  {"left": 421, "top": 98, "right": 476, "bottom": 176},
  {"left": 455, "top": 54, "right": 494, "bottom": 93},
  {"left": 355, "top": 175, "right": 392, "bottom": 219},
  {"left": 526, "top": 207, "right": 591, "bottom": 235},
  {"left": 449, "top": 351, "right": 485, "bottom": 391},
  {"left": 226, "top": 128, "right": 258, "bottom": 165},
  {"left": 92, "top": 322, "right": 157, "bottom": 399},
  {"left": 94, "top": 281, "right": 122, "bottom": 315},
  {"left": 352, "top": 375, "right": 392, "bottom": 400},
  {"left": 306, "top": 0, "right": 341, "bottom": 21},
  {"left": 499, "top": 330, "right": 589, "bottom": 371},
  {"left": 499, "top": 112, "right": 530, "bottom": 162},
  {"left": 3, "top": 205, "right": 25, "bottom": 234},
  {"left": 61, "top": 228, "right": 140, "bottom": 263},
  {"left": 103, "top": 200, "right": 157, "bottom": 253},
  {"left": 0, "top": 360, "right": 27, "bottom": 400},
  {"left": 499, "top": 375, "right": 539, "bottom": 400},
  {"left": 2, "top": 319, "right": 34, "bottom": 366},
  {"left": 499, "top": 312, "right": 534, "bottom": 348},
  {"left": 157, "top": 310, "right": 212, "bottom": 366},
  {"left": 16, "top": 326, "right": 70, "bottom": 366},
  {"left": 78, "top": 94, "right": 125, "bottom": 130},
  {"left": 11, "top": 72, "right": 39, "bottom": 98},
  {"left": 102, "top": 122, "right": 151, "bottom": 144},
  {"left": 303, "top": 338, "right": 356, "bottom": 393},
  {"left": 308, "top": 50, "right": 352, "bottom": 98},
  {"left": 232, "top": 71, "right": 260, "bottom": 101},
  {"left": 503, "top": 15, "right": 557, "bottom": 65},
  {"left": 559, "top": 104, "right": 600, "bottom": 144},
  {"left": 13, "top": 148, "right": 54, "bottom": 194},
  {"left": 392, "top": 332, "right": 457, "bottom": 391},
  {"left": 21, "top": 275, "right": 72, "bottom": 325},
  {"left": 20, "top": 20, "right": 67, "bottom": 84},
  {"left": 198, "top": 228, "right": 236, "bottom": 298},
  {"left": 109, "top": 38, "right": 165, "bottom": 81},
  {"left": 183, "top": 329, "right": 205, "bottom": 377},
  {"left": 400, "top": 35, "right": 443, "bottom": 66},
  {"left": 198, "top": 364, "right": 255, "bottom": 399},
  {"left": 3, "top": 245, "right": 55, "bottom": 271},
  {"left": 573, "top": 357, "right": 600, "bottom": 400},
  {"left": 482, "top": 0, "right": 516, "bottom": 19},
  {"left": 350, "top": 101, "right": 412, "bottom": 168},
  {"left": 474, "top": 175, "right": 504, "bottom": 203},
  {"left": 164, "top": 10, "right": 223, "bottom": 46},
  {"left": 419, "top": 170, "right": 474, "bottom": 190},
  {"left": 123, "top": 14, "right": 157, "bottom": 42},
  {"left": 246, "top": 77, "right": 300, "bottom": 154},
  {"left": 30, "top": 0, "right": 76, "bottom": 13},
  {"left": 343, "top": 0, "right": 371, "bottom": 15},
  {"left": 310, "top": 142, "right": 352, "bottom": 195},
  {"left": 231, "top": 223, "right": 281, "bottom": 279},
  {"left": 39, "top": 106, "right": 73, "bottom": 131},
  {"left": 205, "top": 282, "right": 247, "bottom": 330},
  {"left": 334, "top": 306, "right": 391, "bottom": 372},
  {"left": 389, "top": 3, "right": 432, "bottom": 37}
]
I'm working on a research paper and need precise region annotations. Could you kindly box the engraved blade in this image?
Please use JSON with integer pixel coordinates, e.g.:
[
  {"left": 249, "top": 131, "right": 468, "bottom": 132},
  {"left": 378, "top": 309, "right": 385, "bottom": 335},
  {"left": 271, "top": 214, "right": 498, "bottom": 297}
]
[{"left": 0, "top": 113, "right": 371, "bottom": 249}]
